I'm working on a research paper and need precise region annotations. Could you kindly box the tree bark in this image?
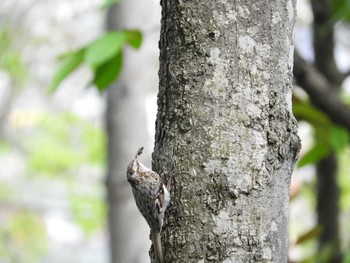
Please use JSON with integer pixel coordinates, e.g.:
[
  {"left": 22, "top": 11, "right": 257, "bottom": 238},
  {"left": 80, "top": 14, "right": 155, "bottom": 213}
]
[
  {"left": 153, "top": 0, "right": 300, "bottom": 262},
  {"left": 105, "top": 1, "right": 160, "bottom": 263}
]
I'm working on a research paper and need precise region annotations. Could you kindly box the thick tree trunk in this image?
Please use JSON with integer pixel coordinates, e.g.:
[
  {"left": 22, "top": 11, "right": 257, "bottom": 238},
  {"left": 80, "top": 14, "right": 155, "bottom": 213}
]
[
  {"left": 152, "top": 0, "right": 300, "bottom": 262},
  {"left": 105, "top": 1, "right": 160, "bottom": 263}
]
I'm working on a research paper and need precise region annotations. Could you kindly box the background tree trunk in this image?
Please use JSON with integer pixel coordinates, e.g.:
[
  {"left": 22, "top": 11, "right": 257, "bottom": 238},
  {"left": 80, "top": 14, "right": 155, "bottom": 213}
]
[
  {"left": 316, "top": 154, "right": 341, "bottom": 262},
  {"left": 105, "top": 1, "right": 160, "bottom": 262},
  {"left": 153, "top": 0, "right": 300, "bottom": 262},
  {"left": 310, "top": 0, "right": 342, "bottom": 261}
]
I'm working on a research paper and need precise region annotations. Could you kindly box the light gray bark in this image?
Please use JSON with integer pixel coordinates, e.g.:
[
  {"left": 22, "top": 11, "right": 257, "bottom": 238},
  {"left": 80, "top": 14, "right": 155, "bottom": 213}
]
[
  {"left": 152, "top": 0, "right": 300, "bottom": 262},
  {"left": 105, "top": 1, "right": 160, "bottom": 262}
]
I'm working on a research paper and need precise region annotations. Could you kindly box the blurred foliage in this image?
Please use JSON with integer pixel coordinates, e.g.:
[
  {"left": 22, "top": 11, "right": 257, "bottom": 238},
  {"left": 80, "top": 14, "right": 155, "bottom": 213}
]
[
  {"left": 70, "top": 190, "right": 107, "bottom": 235},
  {"left": 0, "top": 183, "right": 15, "bottom": 202},
  {"left": 25, "top": 112, "right": 106, "bottom": 176},
  {"left": 292, "top": 224, "right": 344, "bottom": 263},
  {"left": 293, "top": 97, "right": 350, "bottom": 168},
  {"left": 0, "top": 1, "right": 136, "bottom": 261},
  {"left": 51, "top": 30, "right": 142, "bottom": 92},
  {"left": 344, "top": 252, "right": 350, "bottom": 263},
  {"left": 339, "top": 148, "right": 350, "bottom": 210},
  {"left": 292, "top": 87, "right": 350, "bottom": 261},
  {"left": 0, "top": 27, "right": 27, "bottom": 85},
  {"left": 20, "top": 112, "right": 107, "bottom": 235},
  {"left": 330, "top": 0, "right": 350, "bottom": 21},
  {"left": 0, "top": 140, "right": 11, "bottom": 153},
  {"left": 100, "top": 0, "right": 122, "bottom": 9},
  {"left": 82, "top": 123, "right": 106, "bottom": 166},
  {"left": 0, "top": 210, "right": 47, "bottom": 263},
  {"left": 300, "top": 242, "right": 339, "bottom": 263},
  {"left": 0, "top": 110, "right": 107, "bottom": 258}
]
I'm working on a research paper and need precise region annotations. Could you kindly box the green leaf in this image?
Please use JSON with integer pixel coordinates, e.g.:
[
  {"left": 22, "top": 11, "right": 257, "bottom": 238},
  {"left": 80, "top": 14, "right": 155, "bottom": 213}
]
[
  {"left": 92, "top": 52, "right": 123, "bottom": 91},
  {"left": 85, "top": 32, "right": 126, "bottom": 68},
  {"left": 293, "top": 103, "right": 330, "bottom": 127},
  {"left": 295, "top": 225, "right": 322, "bottom": 245},
  {"left": 330, "top": 126, "right": 349, "bottom": 152},
  {"left": 50, "top": 49, "right": 84, "bottom": 92},
  {"left": 52, "top": 30, "right": 142, "bottom": 92},
  {"left": 125, "top": 30, "right": 143, "bottom": 48},
  {"left": 100, "top": 0, "right": 122, "bottom": 9},
  {"left": 298, "top": 143, "right": 329, "bottom": 168}
]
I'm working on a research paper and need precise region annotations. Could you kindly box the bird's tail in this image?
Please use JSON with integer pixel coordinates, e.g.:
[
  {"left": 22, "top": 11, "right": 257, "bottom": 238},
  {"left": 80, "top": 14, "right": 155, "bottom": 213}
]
[{"left": 152, "top": 230, "right": 164, "bottom": 263}]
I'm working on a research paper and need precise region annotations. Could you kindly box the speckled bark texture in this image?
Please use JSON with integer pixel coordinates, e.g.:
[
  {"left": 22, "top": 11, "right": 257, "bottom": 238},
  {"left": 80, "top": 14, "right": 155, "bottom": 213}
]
[{"left": 152, "top": 1, "right": 300, "bottom": 262}]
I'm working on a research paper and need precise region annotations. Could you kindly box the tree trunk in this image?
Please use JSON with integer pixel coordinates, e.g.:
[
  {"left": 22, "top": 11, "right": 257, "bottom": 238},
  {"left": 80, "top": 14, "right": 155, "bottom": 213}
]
[
  {"left": 105, "top": 1, "right": 160, "bottom": 263},
  {"left": 152, "top": 0, "right": 300, "bottom": 262},
  {"left": 316, "top": 154, "right": 341, "bottom": 262},
  {"left": 311, "top": 0, "right": 342, "bottom": 261}
]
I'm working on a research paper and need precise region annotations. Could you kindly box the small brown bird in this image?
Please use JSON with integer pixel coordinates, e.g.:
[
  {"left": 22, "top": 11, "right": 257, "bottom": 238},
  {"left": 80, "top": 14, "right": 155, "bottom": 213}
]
[{"left": 126, "top": 147, "right": 170, "bottom": 263}]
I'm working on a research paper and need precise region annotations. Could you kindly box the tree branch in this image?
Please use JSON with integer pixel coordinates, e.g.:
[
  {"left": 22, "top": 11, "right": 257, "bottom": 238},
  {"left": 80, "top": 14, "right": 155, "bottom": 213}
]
[{"left": 293, "top": 52, "right": 350, "bottom": 132}]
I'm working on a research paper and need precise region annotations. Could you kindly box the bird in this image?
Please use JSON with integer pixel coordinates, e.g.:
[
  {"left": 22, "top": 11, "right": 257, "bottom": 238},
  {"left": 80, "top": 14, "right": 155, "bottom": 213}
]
[{"left": 126, "top": 147, "right": 170, "bottom": 263}]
